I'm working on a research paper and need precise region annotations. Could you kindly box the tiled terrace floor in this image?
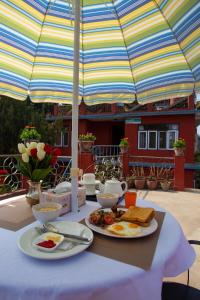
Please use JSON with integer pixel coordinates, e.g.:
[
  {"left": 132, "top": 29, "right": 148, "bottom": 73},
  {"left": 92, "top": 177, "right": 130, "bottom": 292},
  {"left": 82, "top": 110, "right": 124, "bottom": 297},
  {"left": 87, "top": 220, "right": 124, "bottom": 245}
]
[{"left": 134, "top": 189, "right": 200, "bottom": 289}]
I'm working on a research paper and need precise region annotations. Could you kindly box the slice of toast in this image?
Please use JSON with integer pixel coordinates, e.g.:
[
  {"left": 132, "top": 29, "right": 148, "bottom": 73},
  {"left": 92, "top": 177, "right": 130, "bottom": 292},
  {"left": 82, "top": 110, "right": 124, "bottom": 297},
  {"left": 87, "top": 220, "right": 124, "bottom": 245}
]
[{"left": 120, "top": 206, "right": 155, "bottom": 226}]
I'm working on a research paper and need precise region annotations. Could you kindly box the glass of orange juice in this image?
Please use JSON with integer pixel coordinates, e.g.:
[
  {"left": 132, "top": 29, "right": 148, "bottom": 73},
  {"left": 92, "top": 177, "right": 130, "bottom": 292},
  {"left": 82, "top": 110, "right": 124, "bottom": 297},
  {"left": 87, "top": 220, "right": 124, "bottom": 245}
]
[{"left": 125, "top": 191, "right": 137, "bottom": 208}]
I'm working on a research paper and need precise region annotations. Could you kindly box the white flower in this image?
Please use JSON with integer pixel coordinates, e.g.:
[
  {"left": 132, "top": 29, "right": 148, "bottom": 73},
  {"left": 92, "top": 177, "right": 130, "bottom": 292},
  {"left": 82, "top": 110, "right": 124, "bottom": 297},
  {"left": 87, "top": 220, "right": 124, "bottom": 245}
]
[
  {"left": 22, "top": 152, "right": 29, "bottom": 163},
  {"left": 27, "top": 142, "right": 38, "bottom": 155},
  {"left": 18, "top": 143, "right": 26, "bottom": 154},
  {"left": 37, "top": 149, "right": 46, "bottom": 160},
  {"left": 37, "top": 143, "right": 45, "bottom": 151}
]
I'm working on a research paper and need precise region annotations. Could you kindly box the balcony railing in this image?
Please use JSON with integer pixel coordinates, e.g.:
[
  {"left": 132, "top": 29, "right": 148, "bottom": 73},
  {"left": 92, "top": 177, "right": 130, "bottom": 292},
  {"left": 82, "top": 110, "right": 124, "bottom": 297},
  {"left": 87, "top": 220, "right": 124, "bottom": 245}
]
[{"left": 0, "top": 155, "right": 72, "bottom": 200}]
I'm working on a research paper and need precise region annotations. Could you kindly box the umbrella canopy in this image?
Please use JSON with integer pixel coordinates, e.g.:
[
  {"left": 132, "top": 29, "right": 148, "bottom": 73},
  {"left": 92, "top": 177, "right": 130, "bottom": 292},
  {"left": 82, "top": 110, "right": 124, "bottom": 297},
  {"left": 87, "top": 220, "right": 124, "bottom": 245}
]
[
  {"left": 1, "top": 0, "right": 200, "bottom": 211},
  {"left": 1, "top": 0, "right": 200, "bottom": 104}
]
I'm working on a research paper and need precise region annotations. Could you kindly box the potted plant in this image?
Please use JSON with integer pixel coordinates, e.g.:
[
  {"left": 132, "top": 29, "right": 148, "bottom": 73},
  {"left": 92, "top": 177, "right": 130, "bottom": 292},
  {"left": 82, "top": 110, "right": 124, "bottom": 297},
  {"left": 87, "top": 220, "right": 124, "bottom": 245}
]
[
  {"left": 126, "top": 174, "right": 135, "bottom": 189},
  {"left": 173, "top": 138, "right": 186, "bottom": 156},
  {"left": 159, "top": 167, "right": 173, "bottom": 191},
  {"left": 134, "top": 176, "right": 145, "bottom": 189},
  {"left": 132, "top": 166, "right": 145, "bottom": 189},
  {"left": 78, "top": 132, "right": 96, "bottom": 152},
  {"left": 160, "top": 179, "right": 171, "bottom": 191},
  {"left": 17, "top": 142, "right": 61, "bottom": 206},
  {"left": 146, "top": 176, "right": 158, "bottom": 190},
  {"left": 119, "top": 137, "right": 129, "bottom": 153},
  {"left": 20, "top": 125, "right": 41, "bottom": 144}
]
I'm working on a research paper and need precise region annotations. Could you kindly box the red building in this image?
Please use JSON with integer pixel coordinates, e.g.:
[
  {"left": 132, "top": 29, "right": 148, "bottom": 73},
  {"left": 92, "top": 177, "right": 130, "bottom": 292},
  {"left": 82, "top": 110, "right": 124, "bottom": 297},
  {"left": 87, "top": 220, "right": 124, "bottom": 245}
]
[{"left": 47, "top": 95, "right": 197, "bottom": 188}]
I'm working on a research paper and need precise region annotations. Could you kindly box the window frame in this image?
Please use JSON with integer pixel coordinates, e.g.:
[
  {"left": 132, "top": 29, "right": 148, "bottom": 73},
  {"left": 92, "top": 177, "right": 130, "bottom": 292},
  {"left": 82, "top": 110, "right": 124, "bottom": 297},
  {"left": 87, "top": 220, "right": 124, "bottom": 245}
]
[
  {"left": 158, "top": 131, "right": 167, "bottom": 150},
  {"left": 148, "top": 130, "right": 157, "bottom": 150},
  {"left": 62, "top": 131, "right": 69, "bottom": 147},
  {"left": 54, "top": 130, "right": 70, "bottom": 147},
  {"left": 138, "top": 130, "right": 147, "bottom": 149},
  {"left": 167, "top": 130, "right": 178, "bottom": 149}
]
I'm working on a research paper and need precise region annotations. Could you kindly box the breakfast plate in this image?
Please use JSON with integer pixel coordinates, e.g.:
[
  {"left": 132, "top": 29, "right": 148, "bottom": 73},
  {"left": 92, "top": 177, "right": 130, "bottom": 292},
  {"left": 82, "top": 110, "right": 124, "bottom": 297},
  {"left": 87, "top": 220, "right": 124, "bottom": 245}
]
[
  {"left": 85, "top": 208, "right": 158, "bottom": 239},
  {"left": 18, "top": 221, "right": 93, "bottom": 260}
]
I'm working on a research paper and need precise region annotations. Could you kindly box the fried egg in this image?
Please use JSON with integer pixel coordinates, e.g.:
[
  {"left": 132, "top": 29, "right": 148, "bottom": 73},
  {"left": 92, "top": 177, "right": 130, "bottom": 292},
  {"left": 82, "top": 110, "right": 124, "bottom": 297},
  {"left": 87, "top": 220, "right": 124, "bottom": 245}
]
[{"left": 107, "top": 221, "right": 142, "bottom": 236}]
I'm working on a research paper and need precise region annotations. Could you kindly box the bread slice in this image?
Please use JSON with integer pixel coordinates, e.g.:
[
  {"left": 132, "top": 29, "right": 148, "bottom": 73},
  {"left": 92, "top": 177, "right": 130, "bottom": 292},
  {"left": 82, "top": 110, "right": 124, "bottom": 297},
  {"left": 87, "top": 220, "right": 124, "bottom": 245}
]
[{"left": 120, "top": 206, "right": 155, "bottom": 226}]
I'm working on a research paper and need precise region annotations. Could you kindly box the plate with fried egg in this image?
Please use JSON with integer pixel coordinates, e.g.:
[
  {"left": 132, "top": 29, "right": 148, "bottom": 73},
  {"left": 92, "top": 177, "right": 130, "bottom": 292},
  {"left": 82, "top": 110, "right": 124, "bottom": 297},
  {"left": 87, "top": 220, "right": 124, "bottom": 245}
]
[{"left": 85, "top": 209, "right": 158, "bottom": 238}]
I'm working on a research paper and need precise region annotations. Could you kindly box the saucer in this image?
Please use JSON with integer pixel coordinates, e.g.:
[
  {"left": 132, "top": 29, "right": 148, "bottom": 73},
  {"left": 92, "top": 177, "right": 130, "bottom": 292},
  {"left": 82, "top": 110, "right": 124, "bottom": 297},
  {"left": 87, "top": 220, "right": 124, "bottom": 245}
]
[
  {"left": 79, "top": 180, "right": 100, "bottom": 186},
  {"left": 85, "top": 190, "right": 100, "bottom": 196}
]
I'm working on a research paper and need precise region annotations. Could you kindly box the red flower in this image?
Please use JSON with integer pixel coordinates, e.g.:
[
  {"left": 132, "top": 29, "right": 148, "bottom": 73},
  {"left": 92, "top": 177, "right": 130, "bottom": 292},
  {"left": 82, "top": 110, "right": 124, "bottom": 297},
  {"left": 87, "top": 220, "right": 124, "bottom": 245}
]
[
  {"left": 50, "top": 156, "right": 57, "bottom": 166},
  {"left": 52, "top": 148, "right": 62, "bottom": 156},
  {"left": 30, "top": 148, "right": 37, "bottom": 157},
  {"left": 0, "top": 169, "right": 8, "bottom": 175},
  {"left": 44, "top": 144, "right": 52, "bottom": 154}
]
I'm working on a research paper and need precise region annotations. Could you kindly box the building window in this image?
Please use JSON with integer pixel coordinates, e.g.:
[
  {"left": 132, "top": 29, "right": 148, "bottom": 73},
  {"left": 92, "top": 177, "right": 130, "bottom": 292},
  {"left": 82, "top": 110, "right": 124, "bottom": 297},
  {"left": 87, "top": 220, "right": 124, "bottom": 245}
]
[
  {"left": 158, "top": 131, "right": 167, "bottom": 149},
  {"left": 167, "top": 130, "right": 178, "bottom": 149},
  {"left": 148, "top": 131, "right": 157, "bottom": 149},
  {"left": 55, "top": 130, "right": 69, "bottom": 147},
  {"left": 138, "top": 124, "right": 178, "bottom": 150},
  {"left": 138, "top": 131, "right": 147, "bottom": 149}
]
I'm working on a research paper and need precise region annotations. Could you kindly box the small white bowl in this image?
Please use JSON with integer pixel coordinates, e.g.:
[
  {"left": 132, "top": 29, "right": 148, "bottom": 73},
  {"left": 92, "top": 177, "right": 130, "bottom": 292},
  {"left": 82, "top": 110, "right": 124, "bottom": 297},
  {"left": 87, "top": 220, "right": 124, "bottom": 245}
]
[
  {"left": 32, "top": 202, "right": 62, "bottom": 223},
  {"left": 96, "top": 193, "right": 119, "bottom": 208},
  {"left": 32, "top": 232, "right": 64, "bottom": 252}
]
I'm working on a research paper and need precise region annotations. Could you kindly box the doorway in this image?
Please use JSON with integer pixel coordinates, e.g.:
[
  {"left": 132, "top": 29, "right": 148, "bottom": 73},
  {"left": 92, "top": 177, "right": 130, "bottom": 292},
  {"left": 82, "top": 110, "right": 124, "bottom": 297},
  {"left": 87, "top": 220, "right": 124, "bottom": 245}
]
[{"left": 112, "top": 123, "right": 124, "bottom": 145}]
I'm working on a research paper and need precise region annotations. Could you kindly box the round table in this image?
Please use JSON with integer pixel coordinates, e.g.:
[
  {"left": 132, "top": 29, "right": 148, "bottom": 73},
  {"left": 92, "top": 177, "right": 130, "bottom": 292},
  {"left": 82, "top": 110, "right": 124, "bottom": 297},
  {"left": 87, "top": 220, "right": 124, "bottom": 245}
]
[{"left": 0, "top": 199, "right": 195, "bottom": 300}]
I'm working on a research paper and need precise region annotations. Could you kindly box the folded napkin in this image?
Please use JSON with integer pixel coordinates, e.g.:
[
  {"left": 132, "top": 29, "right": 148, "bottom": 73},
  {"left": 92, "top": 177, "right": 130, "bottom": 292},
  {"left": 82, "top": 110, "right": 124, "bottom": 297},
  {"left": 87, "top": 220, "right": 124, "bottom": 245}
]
[
  {"left": 59, "top": 240, "right": 74, "bottom": 251},
  {"left": 53, "top": 182, "right": 72, "bottom": 194}
]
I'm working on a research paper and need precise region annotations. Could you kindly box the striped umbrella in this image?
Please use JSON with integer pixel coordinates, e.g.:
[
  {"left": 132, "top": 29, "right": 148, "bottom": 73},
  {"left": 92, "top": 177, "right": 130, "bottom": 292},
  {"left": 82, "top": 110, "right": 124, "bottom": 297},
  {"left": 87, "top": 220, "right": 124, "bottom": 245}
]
[{"left": 1, "top": 0, "right": 200, "bottom": 210}]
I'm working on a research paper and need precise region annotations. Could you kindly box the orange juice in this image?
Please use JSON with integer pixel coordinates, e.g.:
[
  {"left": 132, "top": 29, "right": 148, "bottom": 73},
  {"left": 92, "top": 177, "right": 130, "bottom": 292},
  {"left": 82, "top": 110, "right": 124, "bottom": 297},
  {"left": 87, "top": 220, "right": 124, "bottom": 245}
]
[{"left": 125, "top": 191, "right": 137, "bottom": 208}]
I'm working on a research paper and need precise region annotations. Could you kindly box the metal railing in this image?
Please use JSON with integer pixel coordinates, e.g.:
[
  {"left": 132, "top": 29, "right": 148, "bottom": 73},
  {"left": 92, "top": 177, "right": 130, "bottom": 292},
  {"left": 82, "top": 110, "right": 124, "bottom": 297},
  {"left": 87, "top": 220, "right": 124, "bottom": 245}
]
[
  {"left": 92, "top": 145, "right": 120, "bottom": 162},
  {"left": 0, "top": 155, "right": 72, "bottom": 199}
]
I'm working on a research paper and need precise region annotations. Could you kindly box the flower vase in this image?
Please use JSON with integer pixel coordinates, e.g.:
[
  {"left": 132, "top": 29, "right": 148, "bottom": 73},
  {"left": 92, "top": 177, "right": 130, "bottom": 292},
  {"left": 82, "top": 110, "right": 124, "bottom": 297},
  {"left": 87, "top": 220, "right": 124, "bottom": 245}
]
[{"left": 26, "top": 180, "right": 42, "bottom": 207}]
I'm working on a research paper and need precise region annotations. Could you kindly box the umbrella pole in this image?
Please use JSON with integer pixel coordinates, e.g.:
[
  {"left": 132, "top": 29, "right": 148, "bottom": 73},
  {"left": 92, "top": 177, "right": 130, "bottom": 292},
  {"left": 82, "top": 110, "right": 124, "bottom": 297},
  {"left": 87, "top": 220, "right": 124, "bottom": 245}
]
[{"left": 71, "top": 0, "right": 80, "bottom": 212}]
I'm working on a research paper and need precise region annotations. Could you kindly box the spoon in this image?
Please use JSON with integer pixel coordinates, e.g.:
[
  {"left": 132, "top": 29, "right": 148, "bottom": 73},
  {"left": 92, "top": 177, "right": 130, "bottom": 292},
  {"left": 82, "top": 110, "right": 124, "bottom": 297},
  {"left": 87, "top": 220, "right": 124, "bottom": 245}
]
[{"left": 43, "top": 223, "right": 91, "bottom": 243}]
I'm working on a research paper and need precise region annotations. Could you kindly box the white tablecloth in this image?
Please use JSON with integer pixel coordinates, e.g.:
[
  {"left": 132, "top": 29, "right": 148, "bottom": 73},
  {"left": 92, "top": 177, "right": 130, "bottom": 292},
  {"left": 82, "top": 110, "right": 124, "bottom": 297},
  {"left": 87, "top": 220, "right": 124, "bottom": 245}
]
[{"left": 0, "top": 199, "right": 195, "bottom": 300}]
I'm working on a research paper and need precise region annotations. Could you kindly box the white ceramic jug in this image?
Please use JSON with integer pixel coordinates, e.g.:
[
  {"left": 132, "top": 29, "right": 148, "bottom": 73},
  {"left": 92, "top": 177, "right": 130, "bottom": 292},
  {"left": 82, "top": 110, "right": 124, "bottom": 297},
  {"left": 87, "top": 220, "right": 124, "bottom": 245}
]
[{"left": 100, "top": 178, "right": 127, "bottom": 197}]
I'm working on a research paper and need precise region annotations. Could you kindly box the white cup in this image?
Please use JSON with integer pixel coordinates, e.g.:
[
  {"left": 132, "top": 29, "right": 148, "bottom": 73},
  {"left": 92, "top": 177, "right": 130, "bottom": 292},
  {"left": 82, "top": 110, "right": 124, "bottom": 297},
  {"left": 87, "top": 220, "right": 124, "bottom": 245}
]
[{"left": 82, "top": 173, "right": 95, "bottom": 183}]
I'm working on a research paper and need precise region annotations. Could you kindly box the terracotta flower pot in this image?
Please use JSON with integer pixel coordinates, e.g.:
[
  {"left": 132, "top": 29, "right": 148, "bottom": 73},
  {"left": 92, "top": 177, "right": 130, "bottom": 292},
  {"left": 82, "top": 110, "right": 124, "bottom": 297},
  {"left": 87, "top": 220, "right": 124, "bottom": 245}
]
[
  {"left": 174, "top": 148, "right": 185, "bottom": 156},
  {"left": 134, "top": 178, "right": 145, "bottom": 190},
  {"left": 119, "top": 146, "right": 129, "bottom": 154},
  {"left": 147, "top": 179, "right": 157, "bottom": 190},
  {"left": 78, "top": 140, "right": 94, "bottom": 152},
  {"left": 126, "top": 177, "right": 135, "bottom": 189},
  {"left": 160, "top": 180, "right": 171, "bottom": 191}
]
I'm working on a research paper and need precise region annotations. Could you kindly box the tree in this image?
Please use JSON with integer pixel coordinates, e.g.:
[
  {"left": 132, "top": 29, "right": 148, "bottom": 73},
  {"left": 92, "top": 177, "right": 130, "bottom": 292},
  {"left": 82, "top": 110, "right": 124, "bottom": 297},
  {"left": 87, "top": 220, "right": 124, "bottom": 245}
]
[{"left": 0, "top": 96, "right": 56, "bottom": 154}]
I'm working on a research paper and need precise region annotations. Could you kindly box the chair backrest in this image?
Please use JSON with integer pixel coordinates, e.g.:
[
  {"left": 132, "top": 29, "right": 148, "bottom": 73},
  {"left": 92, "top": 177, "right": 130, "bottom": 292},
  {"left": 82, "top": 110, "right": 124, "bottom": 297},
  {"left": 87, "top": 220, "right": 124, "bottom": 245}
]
[{"left": 162, "top": 240, "right": 200, "bottom": 300}]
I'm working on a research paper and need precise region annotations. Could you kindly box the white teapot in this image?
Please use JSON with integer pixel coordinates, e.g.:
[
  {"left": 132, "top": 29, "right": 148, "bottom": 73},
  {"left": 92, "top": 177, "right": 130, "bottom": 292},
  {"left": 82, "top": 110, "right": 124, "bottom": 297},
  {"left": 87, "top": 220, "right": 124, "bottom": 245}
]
[{"left": 99, "top": 178, "right": 128, "bottom": 198}]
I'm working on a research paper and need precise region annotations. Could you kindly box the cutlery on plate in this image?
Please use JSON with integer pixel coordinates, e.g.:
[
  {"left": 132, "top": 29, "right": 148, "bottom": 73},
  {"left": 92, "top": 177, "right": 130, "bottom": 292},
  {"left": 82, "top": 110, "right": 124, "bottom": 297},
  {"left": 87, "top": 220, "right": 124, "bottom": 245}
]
[{"left": 42, "top": 223, "right": 91, "bottom": 243}]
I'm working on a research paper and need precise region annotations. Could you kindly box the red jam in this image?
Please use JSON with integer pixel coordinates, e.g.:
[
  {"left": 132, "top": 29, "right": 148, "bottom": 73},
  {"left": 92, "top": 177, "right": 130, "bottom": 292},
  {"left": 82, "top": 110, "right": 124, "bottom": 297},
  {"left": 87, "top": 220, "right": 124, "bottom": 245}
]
[{"left": 37, "top": 240, "right": 56, "bottom": 248}]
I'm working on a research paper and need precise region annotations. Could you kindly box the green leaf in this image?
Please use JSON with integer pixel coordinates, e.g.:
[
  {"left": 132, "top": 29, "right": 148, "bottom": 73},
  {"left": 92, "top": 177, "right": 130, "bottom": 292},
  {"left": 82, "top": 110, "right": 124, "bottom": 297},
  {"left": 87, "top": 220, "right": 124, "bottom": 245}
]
[
  {"left": 16, "top": 158, "right": 32, "bottom": 178},
  {"left": 31, "top": 168, "right": 52, "bottom": 181}
]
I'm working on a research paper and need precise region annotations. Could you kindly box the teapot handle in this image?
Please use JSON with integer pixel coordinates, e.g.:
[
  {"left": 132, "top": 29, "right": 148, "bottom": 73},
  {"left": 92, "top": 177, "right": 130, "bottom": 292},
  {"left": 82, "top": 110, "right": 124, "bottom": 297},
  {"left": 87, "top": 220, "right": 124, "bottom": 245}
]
[{"left": 121, "top": 181, "right": 128, "bottom": 193}]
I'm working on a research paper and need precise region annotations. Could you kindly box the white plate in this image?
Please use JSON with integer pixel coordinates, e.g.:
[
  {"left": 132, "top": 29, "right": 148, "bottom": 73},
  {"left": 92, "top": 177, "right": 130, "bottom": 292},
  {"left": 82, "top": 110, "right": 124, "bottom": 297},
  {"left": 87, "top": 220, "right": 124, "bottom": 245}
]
[
  {"left": 18, "top": 221, "right": 93, "bottom": 260},
  {"left": 85, "top": 208, "right": 158, "bottom": 239}
]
